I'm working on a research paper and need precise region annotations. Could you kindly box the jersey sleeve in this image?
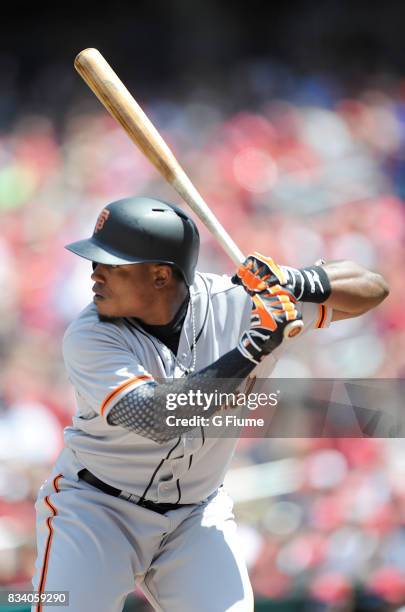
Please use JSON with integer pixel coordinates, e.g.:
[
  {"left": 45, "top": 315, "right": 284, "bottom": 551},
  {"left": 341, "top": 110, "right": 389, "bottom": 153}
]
[
  {"left": 300, "top": 302, "right": 333, "bottom": 332},
  {"left": 62, "top": 323, "right": 154, "bottom": 418}
]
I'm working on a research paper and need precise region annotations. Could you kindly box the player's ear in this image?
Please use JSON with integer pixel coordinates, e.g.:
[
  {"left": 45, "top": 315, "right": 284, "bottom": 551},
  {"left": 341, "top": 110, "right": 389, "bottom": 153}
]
[{"left": 152, "top": 264, "right": 172, "bottom": 288}]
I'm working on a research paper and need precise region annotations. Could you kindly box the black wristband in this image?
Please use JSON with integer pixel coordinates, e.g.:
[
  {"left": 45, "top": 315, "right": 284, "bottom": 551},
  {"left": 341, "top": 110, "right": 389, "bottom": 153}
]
[
  {"left": 300, "top": 266, "right": 331, "bottom": 302},
  {"left": 282, "top": 265, "right": 331, "bottom": 303}
]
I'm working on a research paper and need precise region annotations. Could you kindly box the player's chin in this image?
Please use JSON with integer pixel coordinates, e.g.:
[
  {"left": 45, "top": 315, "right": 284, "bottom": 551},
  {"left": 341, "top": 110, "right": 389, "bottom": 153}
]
[
  {"left": 94, "top": 296, "right": 119, "bottom": 319},
  {"left": 94, "top": 295, "right": 106, "bottom": 308},
  {"left": 95, "top": 306, "right": 121, "bottom": 323}
]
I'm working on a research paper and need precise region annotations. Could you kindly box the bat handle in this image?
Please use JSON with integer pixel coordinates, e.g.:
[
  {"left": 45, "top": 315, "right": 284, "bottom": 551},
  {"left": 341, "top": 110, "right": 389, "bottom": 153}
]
[{"left": 283, "top": 319, "right": 304, "bottom": 339}]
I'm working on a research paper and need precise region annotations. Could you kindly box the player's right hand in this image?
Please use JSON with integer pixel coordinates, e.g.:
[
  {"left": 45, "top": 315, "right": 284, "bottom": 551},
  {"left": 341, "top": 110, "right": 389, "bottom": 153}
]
[{"left": 237, "top": 289, "right": 302, "bottom": 364}]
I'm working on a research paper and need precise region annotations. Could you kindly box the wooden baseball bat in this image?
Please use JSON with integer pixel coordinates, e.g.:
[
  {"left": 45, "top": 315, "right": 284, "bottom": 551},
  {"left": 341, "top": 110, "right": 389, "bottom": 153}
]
[{"left": 74, "top": 48, "right": 303, "bottom": 338}]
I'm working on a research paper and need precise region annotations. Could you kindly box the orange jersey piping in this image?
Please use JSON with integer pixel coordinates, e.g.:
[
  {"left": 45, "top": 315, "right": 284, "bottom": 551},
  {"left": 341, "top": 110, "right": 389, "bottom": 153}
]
[
  {"left": 100, "top": 374, "right": 154, "bottom": 417},
  {"left": 36, "top": 474, "right": 62, "bottom": 612}
]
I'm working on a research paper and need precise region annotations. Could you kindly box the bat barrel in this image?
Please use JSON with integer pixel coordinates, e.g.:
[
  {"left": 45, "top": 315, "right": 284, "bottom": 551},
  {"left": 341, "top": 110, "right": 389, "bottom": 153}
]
[{"left": 74, "top": 48, "right": 245, "bottom": 265}]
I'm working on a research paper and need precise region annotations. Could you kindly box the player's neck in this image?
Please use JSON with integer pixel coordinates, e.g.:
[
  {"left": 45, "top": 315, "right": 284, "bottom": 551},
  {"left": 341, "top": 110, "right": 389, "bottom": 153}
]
[{"left": 138, "top": 282, "right": 189, "bottom": 326}]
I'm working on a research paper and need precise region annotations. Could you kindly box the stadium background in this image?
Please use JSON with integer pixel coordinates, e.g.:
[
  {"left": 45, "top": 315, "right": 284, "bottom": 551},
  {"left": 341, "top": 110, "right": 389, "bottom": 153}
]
[{"left": 1, "top": 1, "right": 405, "bottom": 610}]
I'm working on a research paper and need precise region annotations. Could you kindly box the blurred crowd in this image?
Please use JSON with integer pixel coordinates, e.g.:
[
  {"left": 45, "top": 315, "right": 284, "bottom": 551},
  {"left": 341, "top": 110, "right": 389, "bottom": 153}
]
[
  {"left": 229, "top": 438, "right": 405, "bottom": 610},
  {"left": 0, "top": 60, "right": 404, "bottom": 610}
]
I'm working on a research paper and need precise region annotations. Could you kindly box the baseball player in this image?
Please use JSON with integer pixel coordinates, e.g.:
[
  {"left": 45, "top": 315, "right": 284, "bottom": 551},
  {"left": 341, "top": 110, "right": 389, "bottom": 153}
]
[{"left": 32, "top": 196, "right": 388, "bottom": 611}]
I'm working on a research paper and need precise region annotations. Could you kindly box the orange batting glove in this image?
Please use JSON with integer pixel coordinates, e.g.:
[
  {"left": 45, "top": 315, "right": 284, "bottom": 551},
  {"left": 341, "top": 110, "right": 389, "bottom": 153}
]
[
  {"left": 232, "top": 252, "right": 291, "bottom": 296},
  {"left": 238, "top": 289, "right": 301, "bottom": 364}
]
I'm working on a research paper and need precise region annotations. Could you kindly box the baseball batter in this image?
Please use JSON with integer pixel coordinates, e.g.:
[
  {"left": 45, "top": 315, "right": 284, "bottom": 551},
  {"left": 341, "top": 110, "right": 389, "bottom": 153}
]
[{"left": 31, "top": 197, "right": 388, "bottom": 611}]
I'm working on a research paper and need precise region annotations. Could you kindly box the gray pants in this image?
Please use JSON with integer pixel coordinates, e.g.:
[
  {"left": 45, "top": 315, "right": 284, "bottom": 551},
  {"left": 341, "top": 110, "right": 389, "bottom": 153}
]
[{"left": 32, "top": 458, "right": 253, "bottom": 611}]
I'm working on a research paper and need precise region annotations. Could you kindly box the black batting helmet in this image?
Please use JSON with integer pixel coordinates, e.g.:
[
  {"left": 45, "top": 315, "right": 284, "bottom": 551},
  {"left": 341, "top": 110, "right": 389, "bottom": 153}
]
[{"left": 65, "top": 197, "right": 200, "bottom": 286}]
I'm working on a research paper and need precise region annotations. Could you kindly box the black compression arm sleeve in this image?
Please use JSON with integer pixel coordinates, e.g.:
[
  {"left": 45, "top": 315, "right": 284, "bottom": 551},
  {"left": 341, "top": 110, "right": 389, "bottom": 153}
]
[{"left": 107, "top": 347, "right": 256, "bottom": 443}]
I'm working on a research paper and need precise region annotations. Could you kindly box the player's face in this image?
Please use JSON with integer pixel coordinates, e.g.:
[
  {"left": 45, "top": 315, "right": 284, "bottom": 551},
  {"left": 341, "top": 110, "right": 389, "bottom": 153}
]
[{"left": 91, "top": 262, "right": 172, "bottom": 322}]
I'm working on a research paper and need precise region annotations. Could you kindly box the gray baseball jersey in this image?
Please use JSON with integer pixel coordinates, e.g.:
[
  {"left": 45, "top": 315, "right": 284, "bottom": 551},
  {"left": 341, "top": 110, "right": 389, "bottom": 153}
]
[
  {"left": 33, "top": 270, "right": 331, "bottom": 612},
  {"left": 60, "top": 271, "right": 331, "bottom": 504}
]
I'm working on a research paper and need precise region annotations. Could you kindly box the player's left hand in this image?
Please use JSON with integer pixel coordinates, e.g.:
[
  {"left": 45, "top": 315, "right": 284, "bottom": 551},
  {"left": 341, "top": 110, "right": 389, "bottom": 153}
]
[{"left": 232, "top": 252, "right": 290, "bottom": 296}]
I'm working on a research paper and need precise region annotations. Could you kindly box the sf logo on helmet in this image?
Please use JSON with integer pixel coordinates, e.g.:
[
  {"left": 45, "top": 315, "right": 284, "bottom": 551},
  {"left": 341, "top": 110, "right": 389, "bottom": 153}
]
[{"left": 94, "top": 209, "right": 110, "bottom": 233}]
